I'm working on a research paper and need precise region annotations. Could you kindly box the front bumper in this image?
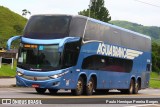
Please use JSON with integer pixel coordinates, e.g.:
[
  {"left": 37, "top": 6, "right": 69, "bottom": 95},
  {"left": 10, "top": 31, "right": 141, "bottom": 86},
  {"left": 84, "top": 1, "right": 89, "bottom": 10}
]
[{"left": 16, "top": 75, "right": 74, "bottom": 89}]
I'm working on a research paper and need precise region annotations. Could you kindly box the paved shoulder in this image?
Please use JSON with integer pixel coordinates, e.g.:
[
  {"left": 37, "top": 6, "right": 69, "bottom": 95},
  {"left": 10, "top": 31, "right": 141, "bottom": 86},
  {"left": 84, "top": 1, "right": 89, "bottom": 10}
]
[{"left": 0, "top": 78, "right": 16, "bottom": 87}]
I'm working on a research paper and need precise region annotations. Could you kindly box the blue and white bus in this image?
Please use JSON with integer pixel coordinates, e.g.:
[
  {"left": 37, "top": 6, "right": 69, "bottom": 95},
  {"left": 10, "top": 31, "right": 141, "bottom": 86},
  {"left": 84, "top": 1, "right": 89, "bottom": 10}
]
[{"left": 7, "top": 14, "right": 151, "bottom": 95}]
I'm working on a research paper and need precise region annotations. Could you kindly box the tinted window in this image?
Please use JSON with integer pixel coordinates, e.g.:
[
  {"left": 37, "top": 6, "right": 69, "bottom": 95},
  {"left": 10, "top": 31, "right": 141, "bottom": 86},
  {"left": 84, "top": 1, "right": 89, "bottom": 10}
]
[
  {"left": 82, "top": 55, "right": 133, "bottom": 73},
  {"left": 84, "top": 20, "right": 103, "bottom": 41},
  {"left": 83, "top": 19, "right": 151, "bottom": 52},
  {"left": 24, "top": 15, "right": 71, "bottom": 39},
  {"left": 63, "top": 41, "right": 80, "bottom": 68},
  {"left": 69, "top": 17, "right": 87, "bottom": 37},
  {"left": 146, "top": 64, "right": 151, "bottom": 71}
]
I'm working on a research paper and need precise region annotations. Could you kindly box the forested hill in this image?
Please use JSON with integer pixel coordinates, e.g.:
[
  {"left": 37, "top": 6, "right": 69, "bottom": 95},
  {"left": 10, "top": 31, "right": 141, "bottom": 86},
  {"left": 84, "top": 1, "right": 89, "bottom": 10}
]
[
  {"left": 0, "top": 6, "right": 27, "bottom": 47},
  {"left": 110, "top": 20, "right": 160, "bottom": 44}
]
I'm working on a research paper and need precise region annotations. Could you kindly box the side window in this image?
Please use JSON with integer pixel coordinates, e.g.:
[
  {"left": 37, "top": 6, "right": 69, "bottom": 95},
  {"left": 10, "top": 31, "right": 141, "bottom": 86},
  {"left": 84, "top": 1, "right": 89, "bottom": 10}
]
[
  {"left": 82, "top": 55, "right": 133, "bottom": 73},
  {"left": 84, "top": 21, "right": 102, "bottom": 41},
  {"left": 63, "top": 42, "right": 80, "bottom": 68},
  {"left": 146, "top": 64, "right": 151, "bottom": 72}
]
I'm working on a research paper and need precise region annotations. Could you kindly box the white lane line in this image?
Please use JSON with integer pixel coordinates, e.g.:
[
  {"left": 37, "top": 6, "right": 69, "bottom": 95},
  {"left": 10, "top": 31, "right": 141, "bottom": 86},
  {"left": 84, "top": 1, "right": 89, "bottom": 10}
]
[{"left": 125, "top": 104, "right": 160, "bottom": 107}]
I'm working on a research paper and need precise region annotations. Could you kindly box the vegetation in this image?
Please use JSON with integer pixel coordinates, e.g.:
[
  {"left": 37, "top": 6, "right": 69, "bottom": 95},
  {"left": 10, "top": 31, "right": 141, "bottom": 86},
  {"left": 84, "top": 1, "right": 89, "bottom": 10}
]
[
  {"left": 152, "top": 43, "right": 160, "bottom": 73},
  {"left": 22, "top": 9, "right": 31, "bottom": 17},
  {"left": 150, "top": 72, "right": 160, "bottom": 88},
  {"left": 78, "top": 0, "right": 111, "bottom": 22},
  {"left": 0, "top": 6, "right": 27, "bottom": 48},
  {"left": 0, "top": 62, "right": 16, "bottom": 77}
]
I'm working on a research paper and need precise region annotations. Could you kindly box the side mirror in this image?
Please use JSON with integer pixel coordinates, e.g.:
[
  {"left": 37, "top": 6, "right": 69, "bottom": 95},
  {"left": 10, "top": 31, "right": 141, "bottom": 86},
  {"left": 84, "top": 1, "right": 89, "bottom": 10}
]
[{"left": 7, "top": 36, "right": 21, "bottom": 50}]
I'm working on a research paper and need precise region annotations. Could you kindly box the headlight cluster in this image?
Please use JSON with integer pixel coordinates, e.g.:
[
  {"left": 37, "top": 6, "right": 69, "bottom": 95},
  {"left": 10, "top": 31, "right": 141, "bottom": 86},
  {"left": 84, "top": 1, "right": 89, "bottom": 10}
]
[
  {"left": 17, "top": 71, "right": 24, "bottom": 76},
  {"left": 49, "top": 70, "right": 69, "bottom": 79}
]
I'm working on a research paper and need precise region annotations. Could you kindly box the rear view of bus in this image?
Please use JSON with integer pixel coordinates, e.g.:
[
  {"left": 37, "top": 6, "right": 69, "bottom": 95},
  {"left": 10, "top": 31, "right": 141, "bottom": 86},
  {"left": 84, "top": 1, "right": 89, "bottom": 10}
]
[{"left": 7, "top": 14, "right": 151, "bottom": 95}]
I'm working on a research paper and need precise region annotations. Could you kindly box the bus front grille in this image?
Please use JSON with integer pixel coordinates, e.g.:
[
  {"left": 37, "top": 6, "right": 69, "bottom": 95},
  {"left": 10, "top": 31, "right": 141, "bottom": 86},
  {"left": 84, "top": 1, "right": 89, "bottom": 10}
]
[{"left": 22, "top": 75, "right": 50, "bottom": 81}]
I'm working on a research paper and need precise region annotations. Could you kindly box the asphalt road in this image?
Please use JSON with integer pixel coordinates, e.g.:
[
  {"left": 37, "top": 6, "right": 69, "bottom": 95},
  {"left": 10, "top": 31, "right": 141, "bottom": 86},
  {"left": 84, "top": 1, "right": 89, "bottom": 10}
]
[{"left": 0, "top": 88, "right": 160, "bottom": 107}]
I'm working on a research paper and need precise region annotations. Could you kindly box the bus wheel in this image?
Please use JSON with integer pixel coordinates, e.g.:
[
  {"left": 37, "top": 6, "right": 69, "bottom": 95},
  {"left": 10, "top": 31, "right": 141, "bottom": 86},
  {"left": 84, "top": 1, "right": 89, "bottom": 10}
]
[
  {"left": 71, "top": 77, "right": 84, "bottom": 96},
  {"left": 86, "top": 78, "right": 94, "bottom": 95},
  {"left": 133, "top": 82, "right": 139, "bottom": 94},
  {"left": 121, "top": 79, "right": 134, "bottom": 94},
  {"left": 48, "top": 89, "right": 58, "bottom": 95},
  {"left": 35, "top": 88, "right": 46, "bottom": 94},
  {"left": 128, "top": 79, "right": 134, "bottom": 94}
]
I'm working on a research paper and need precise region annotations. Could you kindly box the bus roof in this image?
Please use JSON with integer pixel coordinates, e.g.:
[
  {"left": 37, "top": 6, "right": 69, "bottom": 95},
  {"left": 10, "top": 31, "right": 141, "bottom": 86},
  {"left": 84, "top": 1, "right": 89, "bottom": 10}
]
[
  {"left": 30, "top": 14, "right": 151, "bottom": 40},
  {"left": 88, "top": 17, "right": 151, "bottom": 40}
]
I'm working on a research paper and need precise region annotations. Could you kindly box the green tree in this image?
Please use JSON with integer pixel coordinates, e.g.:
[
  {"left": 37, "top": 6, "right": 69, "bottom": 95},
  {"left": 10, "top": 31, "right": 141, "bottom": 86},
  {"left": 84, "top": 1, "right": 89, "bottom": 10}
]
[
  {"left": 22, "top": 9, "right": 31, "bottom": 17},
  {"left": 78, "top": 0, "right": 111, "bottom": 22},
  {"left": 152, "top": 42, "right": 160, "bottom": 73}
]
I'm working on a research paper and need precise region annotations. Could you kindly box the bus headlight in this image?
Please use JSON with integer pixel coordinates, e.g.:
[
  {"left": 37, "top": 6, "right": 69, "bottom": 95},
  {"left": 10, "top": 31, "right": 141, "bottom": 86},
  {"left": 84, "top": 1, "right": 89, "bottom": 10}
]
[
  {"left": 17, "top": 71, "right": 24, "bottom": 76},
  {"left": 49, "top": 71, "right": 69, "bottom": 79},
  {"left": 51, "top": 75, "right": 59, "bottom": 79}
]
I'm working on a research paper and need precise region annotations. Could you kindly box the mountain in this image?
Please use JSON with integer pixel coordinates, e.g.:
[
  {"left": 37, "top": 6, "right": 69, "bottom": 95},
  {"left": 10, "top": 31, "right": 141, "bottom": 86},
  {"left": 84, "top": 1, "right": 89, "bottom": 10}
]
[
  {"left": 0, "top": 6, "right": 27, "bottom": 47},
  {"left": 110, "top": 20, "right": 160, "bottom": 44}
]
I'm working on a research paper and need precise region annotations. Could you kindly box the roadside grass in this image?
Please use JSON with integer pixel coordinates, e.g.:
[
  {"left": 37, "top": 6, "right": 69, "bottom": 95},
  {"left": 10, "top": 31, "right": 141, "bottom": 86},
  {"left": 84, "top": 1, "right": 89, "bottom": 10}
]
[
  {"left": 150, "top": 80, "right": 160, "bottom": 88},
  {"left": 150, "top": 72, "right": 160, "bottom": 88},
  {"left": 0, "top": 62, "right": 16, "bottom": 77},
  {"left": 150, "top": 72, "right": 160, "bottom": 78}
]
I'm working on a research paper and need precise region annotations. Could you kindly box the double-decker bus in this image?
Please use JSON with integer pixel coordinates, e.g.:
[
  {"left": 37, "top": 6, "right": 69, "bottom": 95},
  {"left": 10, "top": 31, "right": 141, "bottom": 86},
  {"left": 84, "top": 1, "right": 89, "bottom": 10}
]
[{"left": 7, "top": 14, "right": 151, "bottom": 95}]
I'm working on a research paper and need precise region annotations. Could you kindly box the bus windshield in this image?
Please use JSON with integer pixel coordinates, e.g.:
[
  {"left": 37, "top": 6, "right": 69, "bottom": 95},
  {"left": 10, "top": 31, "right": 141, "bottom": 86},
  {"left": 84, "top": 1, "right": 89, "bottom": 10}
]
[
  {"left": 17, "top": 44, "right": 61, "bottom": 71},
  {"left": 23, "top": 15, "right": 71, "bottom": 39}
]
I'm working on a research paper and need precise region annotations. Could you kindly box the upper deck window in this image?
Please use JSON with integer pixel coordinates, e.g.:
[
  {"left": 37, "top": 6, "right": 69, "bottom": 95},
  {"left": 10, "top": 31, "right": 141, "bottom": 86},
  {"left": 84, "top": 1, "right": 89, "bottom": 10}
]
[{"left": 23, "top": 15, "right": 71, "bottom": 39}]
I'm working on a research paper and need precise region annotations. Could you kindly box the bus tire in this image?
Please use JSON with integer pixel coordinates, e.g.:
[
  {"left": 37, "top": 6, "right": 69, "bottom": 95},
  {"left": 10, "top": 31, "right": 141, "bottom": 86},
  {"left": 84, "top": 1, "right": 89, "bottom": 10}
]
[
  {"left": 48, "top": 89, "right": 58, "bottom": 95},
  {"left": 35, "top": 88, "right": 46, "bottom": 94},
  {"left": 121, "top": 79, "right": 134, "bottom": 94},
  {"left": 127, "top": 79, "right": 134, "bottom": 94},
  {"left": 71, "top": 77, "right": 84, "bottom": 96},
  {"left": 133, "top": 81, "right": 139, "bottom": 94},
  {"left": 86, "top": 78, "right": 94, "bottom": 95}
]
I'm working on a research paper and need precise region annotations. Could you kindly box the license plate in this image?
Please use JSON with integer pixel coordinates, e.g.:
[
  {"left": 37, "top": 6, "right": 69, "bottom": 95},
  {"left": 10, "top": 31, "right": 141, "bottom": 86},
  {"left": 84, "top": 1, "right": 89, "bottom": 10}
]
[{"left": 32, "top": 84, "right": 40, "bottom": 88}]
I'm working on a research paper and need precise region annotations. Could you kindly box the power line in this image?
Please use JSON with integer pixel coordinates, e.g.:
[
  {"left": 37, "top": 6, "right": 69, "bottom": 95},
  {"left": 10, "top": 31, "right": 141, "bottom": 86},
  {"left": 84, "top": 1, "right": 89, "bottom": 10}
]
[{"left": 134, "top": 0, "right": 160, "bottom": 8}]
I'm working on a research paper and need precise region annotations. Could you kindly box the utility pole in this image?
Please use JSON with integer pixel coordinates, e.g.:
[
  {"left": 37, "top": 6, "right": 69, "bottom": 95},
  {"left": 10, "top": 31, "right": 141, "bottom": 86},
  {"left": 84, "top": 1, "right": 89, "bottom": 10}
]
[
  {"left": 88, "top": 0, "right": 97, "bottom": 18},
  {"left": 88, "top": 0, "right": 92, "bottom": 17}
]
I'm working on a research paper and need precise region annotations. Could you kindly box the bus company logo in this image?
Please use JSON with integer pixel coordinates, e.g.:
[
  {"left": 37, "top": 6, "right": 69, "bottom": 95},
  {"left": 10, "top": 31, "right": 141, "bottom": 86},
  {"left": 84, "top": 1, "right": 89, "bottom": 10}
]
[
  {"left": 2, "top": 99, "right": 11, "bottom": 104},
  {"left": 97, "top": 43, "right": 143, "bottom": 60}
]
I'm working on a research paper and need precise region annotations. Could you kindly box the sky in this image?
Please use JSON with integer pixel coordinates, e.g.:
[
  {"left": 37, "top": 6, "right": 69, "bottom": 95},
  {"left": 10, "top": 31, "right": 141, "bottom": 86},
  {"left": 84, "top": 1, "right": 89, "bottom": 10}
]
[{"left": 0, "top": 0, "right": 160, "bottom": 26}]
